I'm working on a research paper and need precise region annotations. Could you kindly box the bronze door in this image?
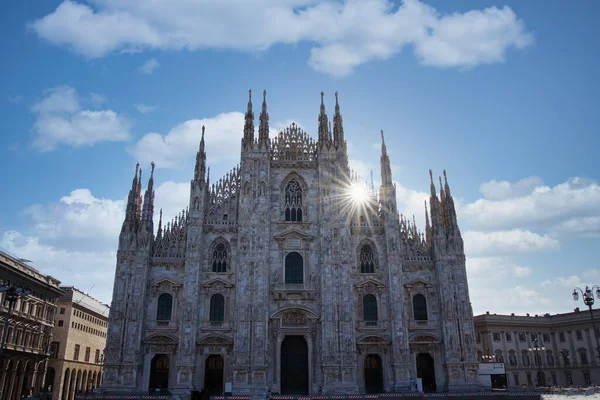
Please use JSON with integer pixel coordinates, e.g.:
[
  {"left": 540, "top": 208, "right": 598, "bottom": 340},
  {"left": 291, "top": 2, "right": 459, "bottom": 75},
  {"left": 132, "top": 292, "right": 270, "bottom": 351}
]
[
  {"left": 281, "top": 336, "right": 309, "bottom": 394},
  {"left": 149, "top": 354, "right": 170, "bottom": 391},
  {"left": 364, "top": 354, "right": 383, "bottom": 393},
  {"left": 204, "top": 355, "right": 224, "bottom": 395}
]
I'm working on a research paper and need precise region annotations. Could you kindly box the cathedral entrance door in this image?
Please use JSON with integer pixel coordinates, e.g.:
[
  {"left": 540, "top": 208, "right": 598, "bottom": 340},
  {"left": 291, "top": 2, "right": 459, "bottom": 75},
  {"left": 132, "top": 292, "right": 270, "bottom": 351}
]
[
  {"left": 204, "top": 355, "right": 224, "bottom": 395},
  {"left": 364, "top": 354, "right": 383, "bottom": 393},
  {"left": 281, "top": 336, "right": 309, "bottom": 395},
  {"left": 416, "top": 353, "right": 436, "bottom": 393},
  {"left": 149, "top": 354, "right": 170, "bottom": 391}
]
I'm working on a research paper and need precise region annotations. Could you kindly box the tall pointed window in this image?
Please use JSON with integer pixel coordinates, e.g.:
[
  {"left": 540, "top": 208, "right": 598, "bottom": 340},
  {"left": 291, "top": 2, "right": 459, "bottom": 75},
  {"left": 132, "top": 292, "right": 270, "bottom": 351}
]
[
  {"left": 157, "top": 293, "right": 173, "bottom": 321},
  {"left": 284, "top": 180, "right": 303, "bottom": 222},
  {"left": 363, "top": 294, "right": 378, "bottom": 322},
  {"left": 413, "top": 294, "right": 428, "bottom": 321},
  {"left": 209, "top": 294, "right": 225, "bottom": 322},
  {"left": 359, "top": 245, "right": 375, "bottom": 273},
  {"left": 285, "top": 252, "right": 304, "bottom": 284},
  {"left": 212, "top": 242, "right": 228, "bottom": 273}
]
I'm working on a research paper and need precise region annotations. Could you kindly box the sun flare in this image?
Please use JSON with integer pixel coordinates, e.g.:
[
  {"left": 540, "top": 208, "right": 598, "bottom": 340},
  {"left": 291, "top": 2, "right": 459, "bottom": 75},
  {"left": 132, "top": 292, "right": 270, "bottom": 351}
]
[{"left": 349, "top": 183, "right": 370, "bottom": 205}]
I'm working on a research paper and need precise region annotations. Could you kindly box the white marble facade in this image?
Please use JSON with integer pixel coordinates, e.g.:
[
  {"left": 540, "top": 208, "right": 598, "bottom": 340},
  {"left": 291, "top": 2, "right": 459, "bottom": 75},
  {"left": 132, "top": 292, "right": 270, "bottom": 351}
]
[{"left": 101, "top": 91, "right": 479, "bottom": 398}]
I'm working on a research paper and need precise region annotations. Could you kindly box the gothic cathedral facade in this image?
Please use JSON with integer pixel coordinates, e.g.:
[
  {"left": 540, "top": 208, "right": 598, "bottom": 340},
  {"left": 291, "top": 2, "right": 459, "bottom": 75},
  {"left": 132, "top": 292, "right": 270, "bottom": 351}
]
[{"left": 101, "top": 91, "right": 479, "bottom": 397}]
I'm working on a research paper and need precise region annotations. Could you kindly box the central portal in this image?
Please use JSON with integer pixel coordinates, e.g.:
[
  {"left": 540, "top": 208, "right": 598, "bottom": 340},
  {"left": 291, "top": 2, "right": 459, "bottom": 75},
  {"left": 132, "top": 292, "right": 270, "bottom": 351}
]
[
  {"left": 416, "top": 353, "right": 436, "bottom": 393},
  {"left": 364, "top": 354, "right": 383, "bottom": 393},
  {"left": 281, "top": 336, "right": 309, "bottom": 395}
]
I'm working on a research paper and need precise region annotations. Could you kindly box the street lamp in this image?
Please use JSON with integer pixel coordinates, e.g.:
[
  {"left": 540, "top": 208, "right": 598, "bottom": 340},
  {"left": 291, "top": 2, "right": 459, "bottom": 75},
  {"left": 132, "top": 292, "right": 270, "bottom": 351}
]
[
  {"left": 0, "top": 280, "right": 31, "bottom": 368},
  {"left": 482, "top": 349, "right": 495, "bottom": 363},
  {"left": 572, "top": 285, "right": 600, "bottom": 360},
  {"left": 528, "top": 338, "right": 545, "bottom": 387}
]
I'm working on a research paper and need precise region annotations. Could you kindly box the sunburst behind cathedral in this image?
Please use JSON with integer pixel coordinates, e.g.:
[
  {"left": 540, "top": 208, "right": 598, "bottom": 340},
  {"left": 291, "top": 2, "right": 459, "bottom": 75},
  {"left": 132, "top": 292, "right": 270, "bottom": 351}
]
[{"left": 101, "top": 90, "right": 479, "bottom": 397}]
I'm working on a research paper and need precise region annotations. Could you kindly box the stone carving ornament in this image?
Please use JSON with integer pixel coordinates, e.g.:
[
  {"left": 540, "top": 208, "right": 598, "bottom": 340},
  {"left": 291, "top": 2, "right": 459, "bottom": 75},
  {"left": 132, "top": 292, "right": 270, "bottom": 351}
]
[{"left": 283, "top": 312, "right": 307, "bottom": 326}]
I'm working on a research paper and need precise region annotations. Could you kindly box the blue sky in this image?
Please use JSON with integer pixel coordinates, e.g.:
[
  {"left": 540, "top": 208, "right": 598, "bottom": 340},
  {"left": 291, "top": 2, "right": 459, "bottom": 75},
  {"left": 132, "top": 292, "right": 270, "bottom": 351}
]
[{"left": 0, "top": 0, "right": 599, "bottom": 314}]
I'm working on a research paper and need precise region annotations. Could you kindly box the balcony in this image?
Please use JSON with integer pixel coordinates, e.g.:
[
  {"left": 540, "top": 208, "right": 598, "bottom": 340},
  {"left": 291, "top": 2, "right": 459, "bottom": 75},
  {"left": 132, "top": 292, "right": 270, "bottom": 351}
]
[
  {"left": 356, "top": 320, "right": 389, "bottom": 331},
  {"left": 148, "top": 320, "right": 178, "bottom": 333},
  {"left": 201, "top": 320, "right": 231, "bottom": 333},
  {"left": 272, "top": 284, "right": 316, "bottom": 301}
]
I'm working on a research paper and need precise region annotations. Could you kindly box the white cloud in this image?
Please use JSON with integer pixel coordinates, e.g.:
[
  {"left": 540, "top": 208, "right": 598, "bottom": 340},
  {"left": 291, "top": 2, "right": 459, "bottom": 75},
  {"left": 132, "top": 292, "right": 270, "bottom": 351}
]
[
  {"left": 479, "top": 176, "right": 544, "bottom": 201},
  {"left": 29, "top": 0, "right": 532, "bottom": 76},
  {"left": 129, "top": 112, "right": 245, "bottom": 169},
  {"left": 134, "top": 104, "right": 156, "bottom": 114},
  {"left": 395, "top": 182, "right": 429, "bottom": 228},
  {"left": 466, "top": 256, "right": 552, "bottom": 315},
  {"left": 31, "top": 85, "right": 131, "bottom": 151},
  {"left": 23, "top": 189, "right": 125, "bottom": 246},
  {"left": 463, "top": 229, "right": 560, "bottom": 257},
  {"left": 153, "top": 181, "right": 191, "bottom": 227},
  {"left": 1, "top": 231, "right": 116, "bottom": 303},
  {"left": 462, "top": 177, "right": 600, "bottom": 237},
  {"left": 139, "top": 58, "right": 160, "bottom": 74},
  {"left": 89, "top": 92, "right": 106, "bottom": 107},
  {"left": 1, "top": 180, "right": 193, "bottom": 304}
]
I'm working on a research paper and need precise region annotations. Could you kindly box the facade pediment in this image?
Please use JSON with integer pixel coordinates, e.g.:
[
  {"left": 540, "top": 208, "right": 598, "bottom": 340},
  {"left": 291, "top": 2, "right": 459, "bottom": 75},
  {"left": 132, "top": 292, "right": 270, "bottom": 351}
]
[
  {"left": 404, "top": 278, "right": 433, "bottom": 288},
  {"left": 202, "top": 277, "right": 234, "bottom": 289},
  {"left": 143, "top": 333, "right": 178, "bottom": 345},
  {"left": 409, "top": 332, "right": 440, "bottom": 343},
  {"left": 270, "top": 305, "right": 319, "bottom": 320},
  {"left": 357, "top": 334, "right": 390, "bottom": 345},
  {"left": 354, "top": 279, "right": 385, "bottom": 289},
  {"left": 151, "top": 278, "right": 183, "bottom": 292},
  {"left": 197, "top": 334, "right": 233, "bottom": 345},
  {"left": 274, "top": 229, "right": 314, "bottom": 242}
]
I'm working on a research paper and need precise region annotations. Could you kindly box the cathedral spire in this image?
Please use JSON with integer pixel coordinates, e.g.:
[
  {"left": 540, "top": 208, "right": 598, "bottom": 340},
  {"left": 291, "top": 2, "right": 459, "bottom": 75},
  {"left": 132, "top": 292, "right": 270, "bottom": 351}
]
[
  {"left": 194, "top": 126, "right": 207, "bottom": 182},
  {"left": 333, "top": 91, "right": 344, "bottom": 147},
  {"left": 425, "top": 199, "right": 432, "bottom": 246},
  {"left": 124, "top": 162, "right": 142, "bottom": 225},
  {"left": 156, "top": 209, "right": 163, "bottom": 239},
  {"left": 439, "top": 175, "right": 447, "bottom": 229},
  {"left": 380, "top": 130, "right": 393, "bottom": 186},
  {"left": 443, "top": 169, "right": 451, "bottom": 198},
  {"left": 142, "top": 162, "right": 155, "bottom": 223},
  {"left": 318, "top": 91, "right": 330, "bottom": 145},
  {"left": 258, "top": 90, "right": 269, "bottom": 146},
  {"left": 429, "top": 169, "right": 436, "bottom": 197},
  {"left": 243, "top": 89, "right": 254, "bottom": 146}
]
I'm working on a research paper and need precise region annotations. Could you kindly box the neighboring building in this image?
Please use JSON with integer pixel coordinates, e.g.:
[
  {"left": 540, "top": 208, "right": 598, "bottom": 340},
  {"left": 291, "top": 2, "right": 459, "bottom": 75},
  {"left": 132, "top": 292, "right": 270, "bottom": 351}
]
[
  {"left": 45, "top": 287, "right": 109, "bottom": 400},
  {"left": 474, "top": 309, "right": 600, "bottom": 388},
  {"left": 102, "top": 91, "right": 479, "bottom": 397},
  {"left": 0, "top": 249, "right": 63, "bottom": 400}
]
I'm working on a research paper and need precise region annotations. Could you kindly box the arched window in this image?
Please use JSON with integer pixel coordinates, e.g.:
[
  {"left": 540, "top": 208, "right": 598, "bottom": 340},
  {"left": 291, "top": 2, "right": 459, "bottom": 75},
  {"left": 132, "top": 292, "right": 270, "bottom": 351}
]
[
  {"left": 359, "top": 245, "right": 375, "bottom": 273},
  {"left": 508, "top": 350, "right": 517, "bottom": 366},
  {"left": 285, "top": 252, "right": 304, "bottom": 284},
  {"left": 209, "top": 294, "right": 225, "bottom": 322},
  {"left": 156, "top": 293, "right": 173, "bottom": 321},
  {"left": 212, "top": 242, "right": 228, "bottom": 273},
  {"left": 363, "top": 294, "right": 378, "bottom": 322},
  {"left": 284, "top": 180, "right": 303, "bottom": 222},
  {"left": 412, "top": 294, "right": 428, "bottom": 321},
  {"left": 546, "top": 350, "right": 554, "bottom": 366},
  {"left": 495, "top": 349, "right": 504, "bottom": 363}
]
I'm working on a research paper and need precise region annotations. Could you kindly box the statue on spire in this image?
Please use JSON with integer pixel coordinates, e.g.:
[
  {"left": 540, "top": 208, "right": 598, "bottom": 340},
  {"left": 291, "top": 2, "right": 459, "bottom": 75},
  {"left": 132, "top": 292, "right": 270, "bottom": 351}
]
[
  {"left": 194, "top": 126, "right": 207, "bottom": 183},
  {"left": 333, "top": 91, "right": 344, "bottom": 147},
  {"left": 318, "top": 91, "right": 329, "bottom": 145},
  {"left": 243, "top": 89, "right": 254, "bottom": 146},
  {"left": 380, "top": 130, "right": 392, "bottom": 186},
  {"left": 258, "top": 89, "right": 269, "bottom": 146}
]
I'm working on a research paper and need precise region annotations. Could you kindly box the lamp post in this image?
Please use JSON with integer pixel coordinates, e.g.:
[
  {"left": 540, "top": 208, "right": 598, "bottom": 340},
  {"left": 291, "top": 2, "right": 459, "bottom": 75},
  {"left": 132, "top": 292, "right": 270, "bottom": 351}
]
[
  {"left": 528, "top": 337, "right": 545, "bottom": 387},
  {"left": 482, "top": 349, "right": 495, "bottom": 363},
  {"left": 0, "top": 280, "right": 31, "bottom": 368},
  {"left": 572, "top": 285, "right": 600, "bottom": 360}
]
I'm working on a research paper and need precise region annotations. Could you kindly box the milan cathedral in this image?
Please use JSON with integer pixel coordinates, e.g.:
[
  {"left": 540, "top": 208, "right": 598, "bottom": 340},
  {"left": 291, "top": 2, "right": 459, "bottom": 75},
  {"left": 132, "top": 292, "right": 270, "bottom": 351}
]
[{"left": 101, "top": 90, "right": 479, "bottom": 398}]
